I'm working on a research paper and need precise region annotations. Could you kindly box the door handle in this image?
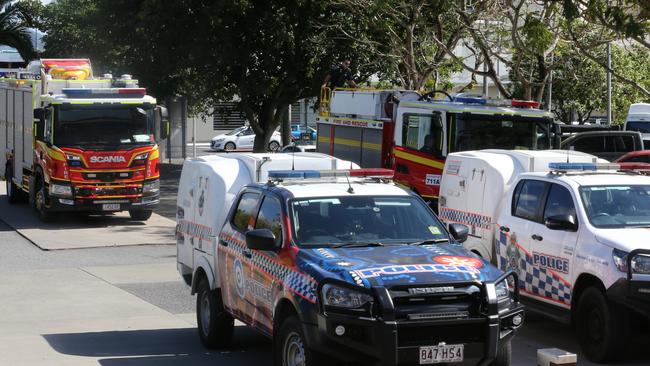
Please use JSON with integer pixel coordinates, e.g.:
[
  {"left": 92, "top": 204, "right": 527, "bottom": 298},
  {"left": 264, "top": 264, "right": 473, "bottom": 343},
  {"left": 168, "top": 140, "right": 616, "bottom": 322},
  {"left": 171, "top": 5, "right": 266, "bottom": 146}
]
[
  {"left": 532, "top": 234, "right": 543, "bottom": 241},
  {"left": 500, "top": 226, "right": 510, "bottom": 232},
  {"left": 218, "top": 239, "right": 228, "bottom": 247},
  {"left": 243, "top": 250, "right": 252, "bottom": 259}
]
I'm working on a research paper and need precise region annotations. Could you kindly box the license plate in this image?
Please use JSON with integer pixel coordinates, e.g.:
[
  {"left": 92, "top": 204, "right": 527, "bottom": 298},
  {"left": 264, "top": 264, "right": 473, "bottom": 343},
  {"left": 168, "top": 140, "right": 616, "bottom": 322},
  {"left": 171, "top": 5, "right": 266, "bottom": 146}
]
[
  {"left": 419, "top": 344, "right": 464, "bottom": 364},
  {"left": 102, "top": 203, "right": 120, "bottom": 211}
]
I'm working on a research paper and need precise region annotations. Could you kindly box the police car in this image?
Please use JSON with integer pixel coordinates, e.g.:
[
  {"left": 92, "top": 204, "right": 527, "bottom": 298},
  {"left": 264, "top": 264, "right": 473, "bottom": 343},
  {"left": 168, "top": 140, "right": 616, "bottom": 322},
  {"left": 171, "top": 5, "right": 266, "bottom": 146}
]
[
  {"left": 439, "top": 150, "right": 650, "bottom": 363},
  {"left": 176, "top": 154, "right": 524, "bottom": 366}
]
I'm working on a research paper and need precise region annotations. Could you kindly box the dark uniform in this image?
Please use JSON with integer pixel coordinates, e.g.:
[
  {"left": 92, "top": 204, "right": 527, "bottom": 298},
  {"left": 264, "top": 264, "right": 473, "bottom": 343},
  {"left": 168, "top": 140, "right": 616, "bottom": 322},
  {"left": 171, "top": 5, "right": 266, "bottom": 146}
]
[{"left": 326, "top": 65, "right": 354, "bottom": 88}]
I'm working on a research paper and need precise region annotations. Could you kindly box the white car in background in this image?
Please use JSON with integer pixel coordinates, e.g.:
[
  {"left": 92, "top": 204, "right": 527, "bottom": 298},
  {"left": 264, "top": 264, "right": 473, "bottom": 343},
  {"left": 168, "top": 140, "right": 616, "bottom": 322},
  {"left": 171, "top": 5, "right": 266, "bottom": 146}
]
[{"left": 210, "top": 126, "right": 281, "bottom": 151}]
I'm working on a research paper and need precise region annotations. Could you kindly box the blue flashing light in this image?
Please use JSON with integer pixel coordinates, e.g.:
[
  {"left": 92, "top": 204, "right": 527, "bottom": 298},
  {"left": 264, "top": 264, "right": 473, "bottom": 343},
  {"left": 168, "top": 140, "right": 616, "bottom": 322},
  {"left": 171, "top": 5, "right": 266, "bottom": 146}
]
[
  {"left": 63, "top": 88, "right": 93, "bottom": 96},
  {"left": 454, "top": 96, "right": 487, "bottom": 105},
  {"left": 549, "top": 162, "right": 597, "bottom": 171},
  {"left": 268, "top": 170, "right": 321, "bottom": 179}
]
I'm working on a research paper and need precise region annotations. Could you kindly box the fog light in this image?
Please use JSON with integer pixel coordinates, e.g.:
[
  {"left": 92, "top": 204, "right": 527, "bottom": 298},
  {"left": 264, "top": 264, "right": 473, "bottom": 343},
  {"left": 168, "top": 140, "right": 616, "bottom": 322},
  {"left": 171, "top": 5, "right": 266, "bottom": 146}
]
[
  {"left": 512, "top": 314, "right": 523, "bottom": 326},
  {"left": 335, "top": 325, "right": 345, "bottom": 336}
]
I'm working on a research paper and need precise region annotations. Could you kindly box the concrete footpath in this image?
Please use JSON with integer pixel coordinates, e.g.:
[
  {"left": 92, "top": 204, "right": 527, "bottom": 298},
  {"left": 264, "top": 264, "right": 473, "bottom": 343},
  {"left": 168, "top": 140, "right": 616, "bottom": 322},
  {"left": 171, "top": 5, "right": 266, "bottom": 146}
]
[
  {"left": 0, "top": 184, "right": 175, "bottom": 250},
  {"left": 0, "top": 220, "right": 270, "bottom": 366}
]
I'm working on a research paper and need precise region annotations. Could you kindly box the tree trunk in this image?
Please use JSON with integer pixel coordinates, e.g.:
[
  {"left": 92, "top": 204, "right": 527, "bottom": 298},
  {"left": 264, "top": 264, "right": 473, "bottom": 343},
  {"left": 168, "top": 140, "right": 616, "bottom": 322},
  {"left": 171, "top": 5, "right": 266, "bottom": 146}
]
[
  {"left": 280, "top": 105, "right": 291, "bottom": 146},
  {"left": 253, "top": 126, "right": 274, "bottom": 153}
]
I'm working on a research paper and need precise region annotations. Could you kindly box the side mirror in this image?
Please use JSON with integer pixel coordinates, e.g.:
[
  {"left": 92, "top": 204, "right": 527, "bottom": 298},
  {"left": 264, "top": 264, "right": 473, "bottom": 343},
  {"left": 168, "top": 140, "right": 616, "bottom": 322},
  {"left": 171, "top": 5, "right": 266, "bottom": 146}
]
[
  {"left": 33, "top": 109, "right": 44, "bottom": 141},
  {"left": 545, "top": 214, "right": 578, "bottom": 231},
  {"left": 449, "top": 223, "right": 469, "bottom": 243},
  {"left": 154, "top": 106, "right": 170, "bottom": 140},
  {"left": 34, "top": 108, "right": 44, "bottom": 120},
  {"left": 245, "top": 229, "right": 277, "bottom": 251}
]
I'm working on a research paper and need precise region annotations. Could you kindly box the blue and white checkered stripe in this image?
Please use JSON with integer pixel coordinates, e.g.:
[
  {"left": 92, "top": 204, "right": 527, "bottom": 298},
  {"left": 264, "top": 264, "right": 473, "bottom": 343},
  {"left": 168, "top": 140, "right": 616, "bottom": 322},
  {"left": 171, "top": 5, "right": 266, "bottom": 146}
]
[
  {"left": 220, "top": 230, "right": 318, "bottom": 303},
  {"left": 498, "top": 233, "right": 571, "bottom": 307},
  {"left": 439, "top": 207, "right": 491, "bottom": 229}
]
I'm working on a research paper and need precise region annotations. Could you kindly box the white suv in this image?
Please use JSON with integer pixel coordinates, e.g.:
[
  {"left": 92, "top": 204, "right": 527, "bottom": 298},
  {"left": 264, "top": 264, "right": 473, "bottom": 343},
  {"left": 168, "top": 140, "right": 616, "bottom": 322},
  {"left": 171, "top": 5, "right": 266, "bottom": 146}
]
[{"left": 496, "top": 165, "right": 650, "bottom": 362}]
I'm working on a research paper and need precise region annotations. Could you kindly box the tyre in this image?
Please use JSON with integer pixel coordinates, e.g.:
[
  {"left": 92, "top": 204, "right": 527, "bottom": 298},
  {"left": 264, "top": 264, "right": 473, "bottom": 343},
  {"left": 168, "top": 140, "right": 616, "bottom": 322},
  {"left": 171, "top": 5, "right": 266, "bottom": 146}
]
[
  {"left": 196, "top": 278, "right": 234, "bottom": 349},
  {"left": 129, "top": 209, "right": 153, "bottom": 221},
  {"left": 224, "top": 142, "right": 236, "bottom": 151},
  {"left": 34, "top": 179, "right": 54, "bottom": 222},
  {"left": 276, "top": 316, "right": 325, "bottom": 366},
  {"left": 490, "top": 340, "right": 511, "bottom": 366},
  {"left": 576, "top": 287, "right": 629, "bottom": 363},
  {"left": 5, "top": 168, "right": 25, "bottom": 204},
  {"left": 268, "top": 140, "right": 280, "bottom": 152}
]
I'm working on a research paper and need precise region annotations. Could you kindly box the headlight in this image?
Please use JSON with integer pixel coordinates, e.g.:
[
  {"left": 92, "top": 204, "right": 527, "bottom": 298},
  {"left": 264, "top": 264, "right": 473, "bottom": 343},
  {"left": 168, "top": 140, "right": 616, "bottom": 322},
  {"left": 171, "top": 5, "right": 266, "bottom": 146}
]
[
  {"left": 613, "top": 249, "right": 650, "bottom": 275},
  {"left": 131, "top": 152, "right": 149, "bottom": 167},
  {"left": 50, "top": 184, "right": 72, "bottom": 197},
  {"left": 321, "top": 283, "right": 373, "bottom": 310},
  {"left": 143, "top": 180, "right": 160, "bottom": 194},
  {"left": 495, "top": 279, "right": 514, "bottom": 309},
  {"left": 214, "top": 138, "right": 225, "bottom": 142}
]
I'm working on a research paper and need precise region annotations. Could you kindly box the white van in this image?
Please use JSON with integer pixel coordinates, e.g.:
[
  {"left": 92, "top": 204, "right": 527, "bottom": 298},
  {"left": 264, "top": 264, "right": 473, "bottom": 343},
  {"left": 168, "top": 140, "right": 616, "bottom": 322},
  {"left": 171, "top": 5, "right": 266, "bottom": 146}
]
[{"left": 624, "top": 103, "right": 650, "bottom": 147}]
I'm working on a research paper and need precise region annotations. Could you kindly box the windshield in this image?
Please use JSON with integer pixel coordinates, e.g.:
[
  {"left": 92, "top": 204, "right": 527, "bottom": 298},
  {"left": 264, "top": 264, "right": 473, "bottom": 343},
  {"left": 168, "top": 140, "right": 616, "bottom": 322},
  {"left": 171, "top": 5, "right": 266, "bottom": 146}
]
[
  {"left": 290, "top": 195, "right": 448, "bottom": 247},
  {"left": 626, "top": 121, "right": 650, "bottom": 134},
  {"left": 53, "top": 104, "right": 154, "bottom": 149},
  {"left": 580, "top": 185, "right": 650, "bottom": 228},
  {"left": 451, "top": 114, "right": 551, "bottom": 152}
]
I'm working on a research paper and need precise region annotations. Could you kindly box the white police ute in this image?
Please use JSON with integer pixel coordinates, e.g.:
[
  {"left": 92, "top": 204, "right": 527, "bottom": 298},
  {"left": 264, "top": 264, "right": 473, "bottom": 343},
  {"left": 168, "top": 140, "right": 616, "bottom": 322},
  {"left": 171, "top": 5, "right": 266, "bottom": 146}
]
[{"left": 440, "top": 151, "right": 650, "bottom": 363}]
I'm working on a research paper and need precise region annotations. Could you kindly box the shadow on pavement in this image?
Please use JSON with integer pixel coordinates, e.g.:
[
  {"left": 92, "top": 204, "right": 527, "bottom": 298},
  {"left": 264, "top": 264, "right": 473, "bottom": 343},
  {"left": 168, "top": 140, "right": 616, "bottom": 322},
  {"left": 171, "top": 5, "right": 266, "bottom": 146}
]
[{"left": 44, "top": 326, "right": 271, "bottom": 365}]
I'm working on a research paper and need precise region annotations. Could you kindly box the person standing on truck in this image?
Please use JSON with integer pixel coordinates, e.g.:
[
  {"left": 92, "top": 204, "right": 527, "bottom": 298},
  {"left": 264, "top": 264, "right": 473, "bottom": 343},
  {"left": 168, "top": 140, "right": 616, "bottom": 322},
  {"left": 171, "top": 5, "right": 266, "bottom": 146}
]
[{"left": 322, "top": 58, "right": 357, "bottom": 89}]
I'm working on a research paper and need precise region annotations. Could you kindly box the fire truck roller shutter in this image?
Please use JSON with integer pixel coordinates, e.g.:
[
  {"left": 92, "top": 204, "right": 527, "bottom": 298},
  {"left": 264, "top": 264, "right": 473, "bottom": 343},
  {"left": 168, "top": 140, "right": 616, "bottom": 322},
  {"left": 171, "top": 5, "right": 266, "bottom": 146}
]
[
  {"left": 0, "top": 88, "right": 7, "bottom": 178},
  {"left": 329, "top": 125, "right": 363, "bottom": 167},
  {"left": 360, "top": 128, "right": 382, "bottom": 168},
  {"left": 316, "top": 123, "right": 332, "bottom": 155}
]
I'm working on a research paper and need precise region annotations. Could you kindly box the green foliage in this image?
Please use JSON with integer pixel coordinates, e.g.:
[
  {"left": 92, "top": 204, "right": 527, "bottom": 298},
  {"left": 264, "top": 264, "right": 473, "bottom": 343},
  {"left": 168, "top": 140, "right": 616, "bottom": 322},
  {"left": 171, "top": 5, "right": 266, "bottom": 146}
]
[{"left": 0, "top": 0, "right": 37, "bottom": 61}]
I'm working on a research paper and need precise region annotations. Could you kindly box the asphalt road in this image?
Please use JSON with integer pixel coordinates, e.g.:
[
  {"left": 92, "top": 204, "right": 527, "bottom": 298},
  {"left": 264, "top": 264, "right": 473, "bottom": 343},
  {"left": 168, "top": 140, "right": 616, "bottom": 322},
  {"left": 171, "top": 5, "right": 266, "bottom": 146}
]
[{"left": 1, "top": 165, "right": 649, "bottom": 365}]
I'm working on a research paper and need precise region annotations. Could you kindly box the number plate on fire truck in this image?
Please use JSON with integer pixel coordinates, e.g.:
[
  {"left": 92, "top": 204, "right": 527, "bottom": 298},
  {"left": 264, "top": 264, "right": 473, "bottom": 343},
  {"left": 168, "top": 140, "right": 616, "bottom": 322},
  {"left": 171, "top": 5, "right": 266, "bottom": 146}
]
[
  {"left": 419, "top": 344, "right": 463, "bottom": 364},
  {"left": 102, "top": 204, "right": 120, "bottom": 211}
]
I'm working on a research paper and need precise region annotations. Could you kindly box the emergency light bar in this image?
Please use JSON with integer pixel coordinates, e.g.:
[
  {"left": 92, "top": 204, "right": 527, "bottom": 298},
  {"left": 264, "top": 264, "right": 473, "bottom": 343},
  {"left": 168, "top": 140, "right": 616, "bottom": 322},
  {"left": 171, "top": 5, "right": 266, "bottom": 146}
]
[
  {"left": 62, "top": 88, "right": 146, "bottom": 98},
  {"left": 454, "top": 96, "right": 487, "bottom": 105},
  {"left": 268, "top": 168, "right": 394, "bottom": 181},
  {"left": 549, "top": 162, "right": 621, "bottom": 171}
]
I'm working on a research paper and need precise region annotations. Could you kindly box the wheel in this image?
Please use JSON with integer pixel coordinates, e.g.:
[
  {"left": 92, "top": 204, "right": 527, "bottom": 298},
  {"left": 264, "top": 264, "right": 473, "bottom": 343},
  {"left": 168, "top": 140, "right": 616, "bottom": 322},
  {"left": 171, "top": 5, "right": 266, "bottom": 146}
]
[
  {"left": 268, "top": 140, "right": 280, "bottom": 152},
  {"left": 276, "top": 316, "right": 326, "bottom": 366},
  {"left": 129, "top": 209, "right": 153, "bottom": 221},
  {"left": 576, "top": 287, "right": 629, "bottom": 363},
  {"left": 490, "top": 340, "right": 511, "bottom": 366},
  {"left": 34, "top": 179, "right": 54, "bottom": 222},
  {"left": 196, "top": 278, "right": 234, "bottom": 349},
  {"left": 5, "top": 168, "right": 25, "bottom": 204},
  {"left": 224, "top": 142, "right": 236, "bottom": 151}
]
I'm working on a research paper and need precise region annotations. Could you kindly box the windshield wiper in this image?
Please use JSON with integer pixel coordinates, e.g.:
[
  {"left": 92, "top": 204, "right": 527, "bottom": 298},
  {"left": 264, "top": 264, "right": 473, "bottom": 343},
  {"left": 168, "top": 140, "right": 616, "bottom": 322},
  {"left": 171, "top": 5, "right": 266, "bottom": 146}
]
[
  {"left": 332, "top": 242, "right": 384, "bottom": 248},
  {"left": 408, "top": 238, "right": 450, "bottom": 246}
]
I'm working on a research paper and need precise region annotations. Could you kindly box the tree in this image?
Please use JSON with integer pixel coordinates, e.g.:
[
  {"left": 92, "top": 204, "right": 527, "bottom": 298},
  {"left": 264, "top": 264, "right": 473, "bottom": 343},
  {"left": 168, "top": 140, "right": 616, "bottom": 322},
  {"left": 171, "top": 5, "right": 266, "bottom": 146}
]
[{"left": 0, "top": 0, "right": 36, "bottom": 61}]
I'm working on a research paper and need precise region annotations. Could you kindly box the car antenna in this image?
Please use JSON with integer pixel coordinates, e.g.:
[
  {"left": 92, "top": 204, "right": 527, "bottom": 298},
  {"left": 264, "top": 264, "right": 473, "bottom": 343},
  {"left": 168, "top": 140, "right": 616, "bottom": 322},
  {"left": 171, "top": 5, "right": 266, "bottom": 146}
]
[{"left": 345, "top": 172, "right": 354, "bottom": 194}]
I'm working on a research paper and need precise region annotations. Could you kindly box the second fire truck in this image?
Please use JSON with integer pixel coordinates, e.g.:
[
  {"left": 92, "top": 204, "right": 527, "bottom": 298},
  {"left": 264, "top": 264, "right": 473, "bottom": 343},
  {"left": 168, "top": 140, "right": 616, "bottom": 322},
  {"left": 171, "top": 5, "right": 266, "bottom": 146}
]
[
  {"left": 0, "top": 59, "right": 169, "bottom": 221},
  {"left": 317, "top": 88, "right": 557, "bottom": 204}
]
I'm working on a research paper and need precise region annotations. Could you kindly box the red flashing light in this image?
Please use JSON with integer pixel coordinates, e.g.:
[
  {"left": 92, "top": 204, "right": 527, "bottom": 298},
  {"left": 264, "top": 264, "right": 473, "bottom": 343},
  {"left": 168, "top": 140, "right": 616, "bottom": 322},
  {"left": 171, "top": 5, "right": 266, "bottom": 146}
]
[
  {"left": 511, "top": 99, "right": 540, "bottom": 108},
  {"left": 118, "top": 88, "right": 146, "bottom": 95},
  {"left": 348, "top": 168, "right": 394, "bottom": 178}
]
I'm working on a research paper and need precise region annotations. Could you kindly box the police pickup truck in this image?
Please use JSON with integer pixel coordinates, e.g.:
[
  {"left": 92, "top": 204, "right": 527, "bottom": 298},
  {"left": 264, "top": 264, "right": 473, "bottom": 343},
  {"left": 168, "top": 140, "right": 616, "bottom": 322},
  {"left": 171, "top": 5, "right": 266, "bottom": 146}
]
[
  {"left": 176, "top": 153, "right": 523, "bottom": 366},
  {"left": 439, "top": 150, "right": 650, "bottom": 363}
]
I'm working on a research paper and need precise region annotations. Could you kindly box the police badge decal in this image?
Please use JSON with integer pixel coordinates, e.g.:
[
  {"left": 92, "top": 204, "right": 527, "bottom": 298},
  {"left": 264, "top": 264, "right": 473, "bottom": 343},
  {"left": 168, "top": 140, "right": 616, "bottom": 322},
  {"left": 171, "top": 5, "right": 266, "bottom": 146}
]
[{"left": 506, "top": 233, "right": 521, "bottom": 273}]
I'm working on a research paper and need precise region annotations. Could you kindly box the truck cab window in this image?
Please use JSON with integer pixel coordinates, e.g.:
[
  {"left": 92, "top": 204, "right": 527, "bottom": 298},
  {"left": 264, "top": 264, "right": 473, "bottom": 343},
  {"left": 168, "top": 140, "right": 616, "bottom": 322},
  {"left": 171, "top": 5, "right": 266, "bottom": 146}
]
[
  {"left": 255, "top": 196, "right": 283, "bottom": 247},
  {"left": 232, "top": 192, "right": 260, "bottom": 231},
  {"left": 402, "top": 113, "right": 443, "bottom": 158},
  {"left": 543, "top": 184, "right": 577, "bottom": 222},
  {"left": 513, "top": 180, "right": 548, "bottom": 221},
  {"left": 571, "top": 136, "right": 603, "bottom": 153}
]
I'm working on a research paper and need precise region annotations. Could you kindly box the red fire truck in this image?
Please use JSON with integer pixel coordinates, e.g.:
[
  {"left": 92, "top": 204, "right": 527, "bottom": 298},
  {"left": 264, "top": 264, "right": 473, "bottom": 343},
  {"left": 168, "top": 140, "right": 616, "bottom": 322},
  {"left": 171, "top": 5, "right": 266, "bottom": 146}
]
[
  {"left": 0, "top": 59, "right": 169, "bottom": 222},
  {"left": 316, "top": 88, "right": 558, "bottom": 203}
]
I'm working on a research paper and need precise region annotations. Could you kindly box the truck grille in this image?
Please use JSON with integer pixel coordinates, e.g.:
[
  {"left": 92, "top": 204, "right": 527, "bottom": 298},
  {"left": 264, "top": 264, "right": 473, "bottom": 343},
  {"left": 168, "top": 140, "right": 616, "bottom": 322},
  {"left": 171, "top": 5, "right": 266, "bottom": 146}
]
[
  {"left": 83, "top": 171, "right": 132, "bottom": 181},
  {"left": 389, "top": 284, "right": 485, "bottom": 321},
  {"left": 75, "top": 185, "right": 141, "bottom": 198}
]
